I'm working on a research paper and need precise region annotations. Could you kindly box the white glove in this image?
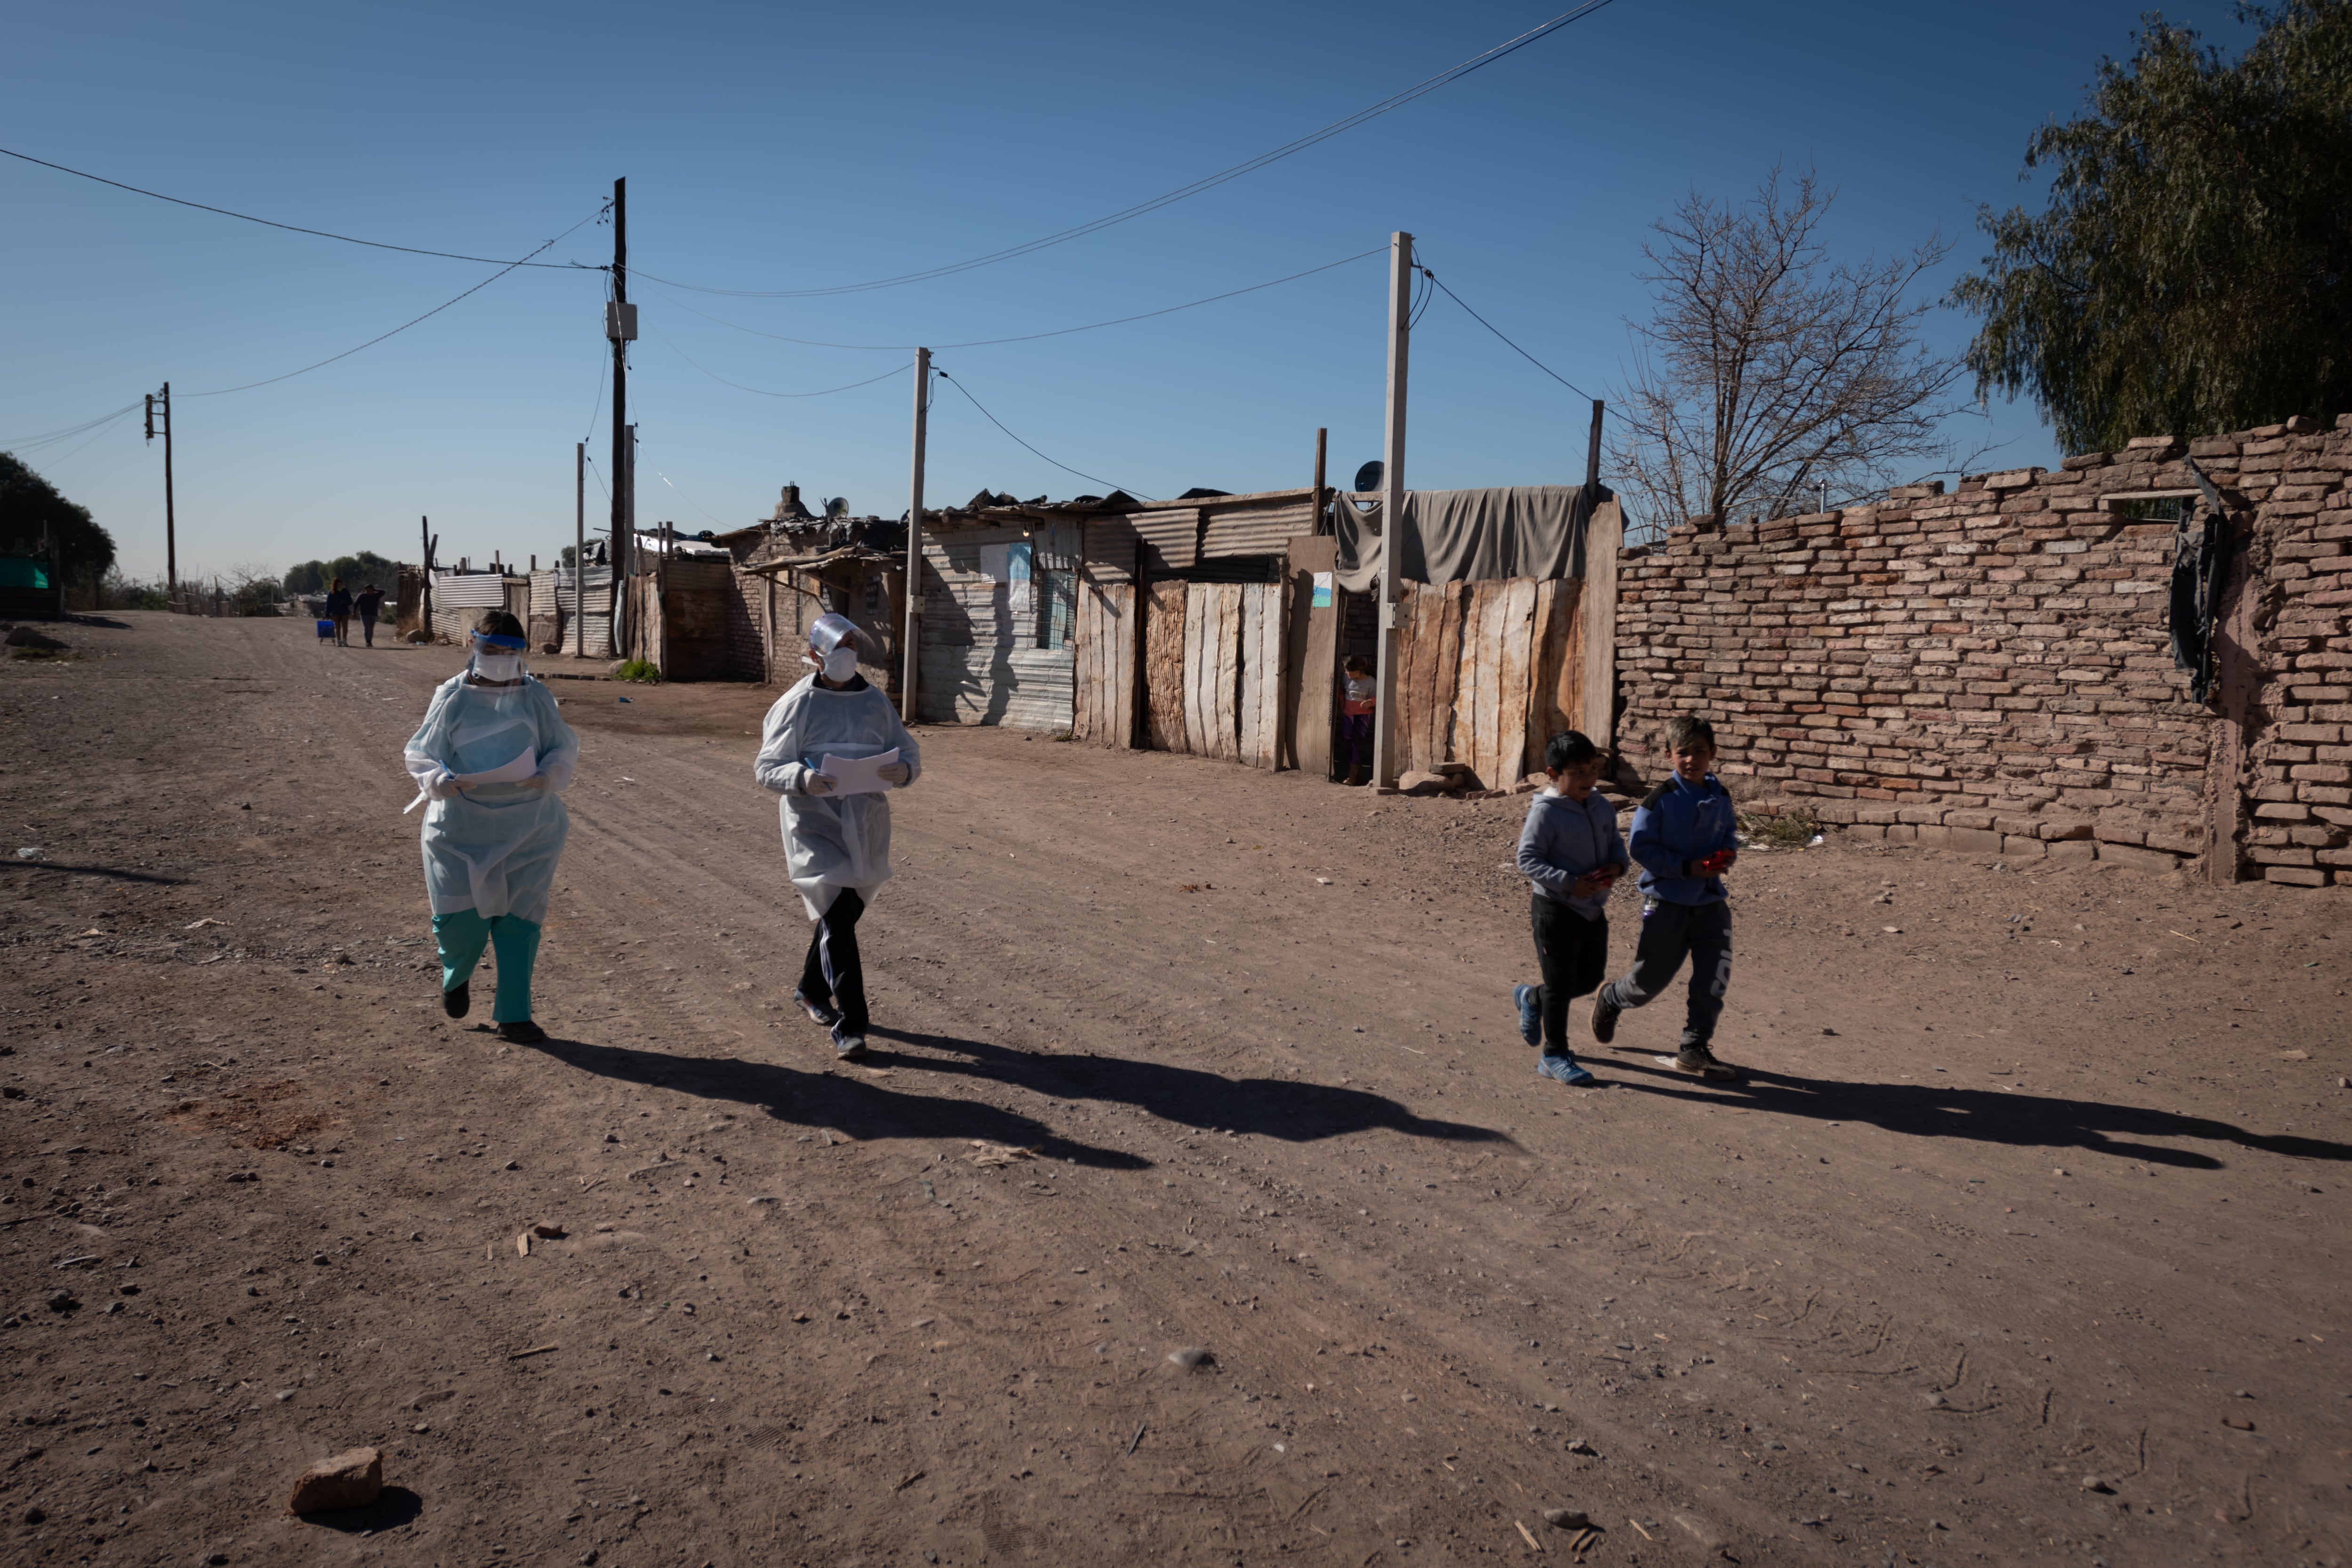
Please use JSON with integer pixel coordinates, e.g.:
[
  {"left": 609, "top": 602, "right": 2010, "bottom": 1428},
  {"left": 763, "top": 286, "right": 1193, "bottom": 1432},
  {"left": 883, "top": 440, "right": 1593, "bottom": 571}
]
[
  {"left": 423, "top": 767, "right": 462, "bottom": 801},
  {"left": 875, "top": 761, "right": 912, "bottom": 787},
  {"left": 801, "top": 772, "right": 837, "bottom": 798}
]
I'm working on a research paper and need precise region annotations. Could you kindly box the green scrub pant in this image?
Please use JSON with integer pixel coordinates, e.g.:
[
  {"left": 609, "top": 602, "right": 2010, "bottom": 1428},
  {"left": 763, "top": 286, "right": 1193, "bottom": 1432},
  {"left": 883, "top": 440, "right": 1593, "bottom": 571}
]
[{"left": 432, "top": 911, "right": 542, "bottom": 1025}]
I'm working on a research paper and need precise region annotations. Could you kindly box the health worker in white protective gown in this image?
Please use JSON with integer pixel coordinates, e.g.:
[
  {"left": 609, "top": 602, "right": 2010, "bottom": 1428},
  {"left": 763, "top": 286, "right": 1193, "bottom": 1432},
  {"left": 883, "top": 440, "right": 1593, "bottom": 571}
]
[
  {"left": 404, "top": 609, "right": 580, "bottom": 1043},
  {"left": 752, "top": 613, "right": 920, "bottom": 1059}
]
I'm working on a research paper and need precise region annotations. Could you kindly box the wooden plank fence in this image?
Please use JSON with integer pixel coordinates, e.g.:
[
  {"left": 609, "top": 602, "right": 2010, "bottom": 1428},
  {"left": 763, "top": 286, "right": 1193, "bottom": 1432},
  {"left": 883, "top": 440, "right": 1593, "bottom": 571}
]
[
  {"left": 1071, "top": 581, "right": 1137, "bottom": 745},
  {"left": 1127, "top": 580, "right": 1282, "bottom": 766},
  {"left": 1392, "top": 576, "right": 1589, "bottom": 788}
]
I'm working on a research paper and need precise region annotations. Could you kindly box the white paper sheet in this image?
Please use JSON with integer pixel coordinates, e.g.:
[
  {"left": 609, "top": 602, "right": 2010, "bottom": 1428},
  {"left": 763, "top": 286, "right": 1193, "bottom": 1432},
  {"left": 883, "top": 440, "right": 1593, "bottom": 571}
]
[
  {"left": 456, "top": 748, "right": 540, "bottom": 788},
  {"left": 402, "top": 747, "right": 539, "bottom": 814},
  {"left": 816, "top": 747, "right": 899, "bottom": 796}
]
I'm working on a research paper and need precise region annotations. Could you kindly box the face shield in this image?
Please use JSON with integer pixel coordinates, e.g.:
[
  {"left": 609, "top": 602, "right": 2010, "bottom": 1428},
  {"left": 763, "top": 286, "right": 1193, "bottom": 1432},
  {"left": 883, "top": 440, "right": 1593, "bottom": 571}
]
[
  {"left": 809, "top": 613, "right": 861, "bottom": 682},
  {"left": 469, "top": 630, "right": 529, "bottom": 685}
]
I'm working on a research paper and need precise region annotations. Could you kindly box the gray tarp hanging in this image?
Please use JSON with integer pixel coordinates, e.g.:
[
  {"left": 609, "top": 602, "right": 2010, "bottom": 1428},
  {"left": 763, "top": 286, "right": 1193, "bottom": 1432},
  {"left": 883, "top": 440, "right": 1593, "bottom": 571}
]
[{"left": 1330, "top": 484, "right": 1601, "bottom": 593}]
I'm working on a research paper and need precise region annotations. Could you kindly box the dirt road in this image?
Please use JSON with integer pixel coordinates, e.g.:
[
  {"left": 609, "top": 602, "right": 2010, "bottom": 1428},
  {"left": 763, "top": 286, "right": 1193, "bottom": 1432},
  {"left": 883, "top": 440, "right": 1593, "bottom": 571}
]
[{"left": 5, "top": 613, "right": 2348, "bottom": 1567}]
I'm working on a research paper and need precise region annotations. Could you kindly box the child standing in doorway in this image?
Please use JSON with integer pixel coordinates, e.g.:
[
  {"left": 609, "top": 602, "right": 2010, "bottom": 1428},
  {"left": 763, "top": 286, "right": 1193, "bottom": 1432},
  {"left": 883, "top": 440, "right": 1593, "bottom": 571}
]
[
  {"left": 1589, "top": 715, "right": 1744, "bottom": 1080},
  {"left": 1512, "top": 730, "right": 1626, "bottom": 1085},
  {"left": 1339, "top": 655, "right": 1375, "bottom": 786}
]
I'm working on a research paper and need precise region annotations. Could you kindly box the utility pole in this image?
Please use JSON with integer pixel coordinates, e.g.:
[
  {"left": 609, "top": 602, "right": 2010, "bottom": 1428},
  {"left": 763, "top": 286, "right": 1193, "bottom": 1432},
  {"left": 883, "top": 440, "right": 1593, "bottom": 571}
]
[
  {"left": 144, "top": 383, "right": 175, "bottom": 597},
  {"left": 606, "top": 177, "right": 635, "bottom": 656},
  {"left": 1585, "top": 399, "right": 1605, "bottom": 493},
  {"left": 1369, "top": 232, "right": 1412, "bottom": 790},
  {"left": 900, "top": 348, "right": 930, "bottom": 722},
  {"left": 574, "top": 442, "right": 586, "bottom": 659},
  {"left": 420, "top": 516, "right": 434, "bottom": 637}
]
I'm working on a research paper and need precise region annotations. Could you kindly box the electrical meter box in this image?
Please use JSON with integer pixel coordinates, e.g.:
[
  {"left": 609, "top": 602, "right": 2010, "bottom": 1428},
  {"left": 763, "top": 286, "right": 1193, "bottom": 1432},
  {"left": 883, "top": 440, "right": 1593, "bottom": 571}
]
[{"left": 604, "top": 302, "right": 638, "bottom": 342}]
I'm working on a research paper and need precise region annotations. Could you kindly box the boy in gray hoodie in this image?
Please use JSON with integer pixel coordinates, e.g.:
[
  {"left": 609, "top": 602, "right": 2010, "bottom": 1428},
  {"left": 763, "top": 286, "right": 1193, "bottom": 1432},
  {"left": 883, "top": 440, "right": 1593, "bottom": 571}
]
[{"left": 1512, "top": 730, "right": 1628, "bottom": 1085}]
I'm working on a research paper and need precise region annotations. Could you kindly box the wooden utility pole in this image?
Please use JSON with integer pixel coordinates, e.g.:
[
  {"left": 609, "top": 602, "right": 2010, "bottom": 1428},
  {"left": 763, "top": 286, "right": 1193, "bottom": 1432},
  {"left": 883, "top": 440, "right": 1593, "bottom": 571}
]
[
  {"left": 1370, "top": 233, "right": 1412, "bottom": 790},
  {"left": 573, "top": 442, "right": 586, "bottom": 658},
  {"left": 144, "top": 383, "right": 175, "bottom": 596},
  {"left": 900, "top": 348, "right": 930, "bottom": 722},
  {"left": 1585, "top": 399, "right": 1604, "bottom": 493},
  {"left": 420, "top": 516, "right": 433, "bottom": 636},
  {"left": 607, "top": 177, "right": 632, "bottom": 656}
]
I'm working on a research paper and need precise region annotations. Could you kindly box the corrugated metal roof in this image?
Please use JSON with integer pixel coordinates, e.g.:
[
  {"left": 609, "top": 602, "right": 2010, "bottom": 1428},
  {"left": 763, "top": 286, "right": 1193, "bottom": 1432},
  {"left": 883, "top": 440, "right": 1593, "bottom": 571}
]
[{"left": 1202, "top": 500, "right": 1315, "bottom": 558}]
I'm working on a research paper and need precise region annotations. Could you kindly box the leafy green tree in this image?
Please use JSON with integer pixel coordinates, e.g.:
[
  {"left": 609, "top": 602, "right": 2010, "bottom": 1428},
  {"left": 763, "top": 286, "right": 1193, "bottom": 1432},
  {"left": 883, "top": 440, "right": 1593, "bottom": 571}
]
[
  {"left": 286, "top": 549, "right": 399, "bottom": 594},
  {"left": 0, "top": 451, "right": 116, "bottom": 589},
  {"left": 1955, "top": 2, "right": 2352, "bottom": 453}
]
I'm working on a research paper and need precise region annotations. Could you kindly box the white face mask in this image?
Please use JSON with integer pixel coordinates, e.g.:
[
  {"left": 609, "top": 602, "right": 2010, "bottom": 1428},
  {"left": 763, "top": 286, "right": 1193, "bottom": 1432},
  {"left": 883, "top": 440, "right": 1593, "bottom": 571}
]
[
  {"left": 821, "top": 645, "right": 859, "bottom": 682},
  {"left": 472, "top": 652, "right": 525, "bottom": 684}
]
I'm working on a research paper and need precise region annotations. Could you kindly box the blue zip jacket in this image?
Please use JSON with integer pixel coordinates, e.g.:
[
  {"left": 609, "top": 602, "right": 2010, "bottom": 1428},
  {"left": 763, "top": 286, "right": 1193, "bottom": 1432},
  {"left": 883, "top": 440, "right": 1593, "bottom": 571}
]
[
  {"left": 1628, "top": 772, "right": 1739, "bottom": 906},
  {"left": 1516, "top": 788, "right": 1628, "bottom": 920}
]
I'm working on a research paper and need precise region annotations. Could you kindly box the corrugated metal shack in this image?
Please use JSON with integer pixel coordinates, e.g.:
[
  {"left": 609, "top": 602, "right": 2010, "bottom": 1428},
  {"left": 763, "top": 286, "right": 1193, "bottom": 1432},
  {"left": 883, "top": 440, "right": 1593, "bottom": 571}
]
[{"left": 917, "top": 485, "right": 1316, "bottom": 740}]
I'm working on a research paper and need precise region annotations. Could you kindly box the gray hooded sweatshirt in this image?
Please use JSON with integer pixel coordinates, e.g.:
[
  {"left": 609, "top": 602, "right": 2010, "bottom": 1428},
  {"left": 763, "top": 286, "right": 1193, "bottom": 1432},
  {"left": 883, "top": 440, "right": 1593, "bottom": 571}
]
[{"left": 1516, "top": 787, "right": 1627, "bottom": 921}]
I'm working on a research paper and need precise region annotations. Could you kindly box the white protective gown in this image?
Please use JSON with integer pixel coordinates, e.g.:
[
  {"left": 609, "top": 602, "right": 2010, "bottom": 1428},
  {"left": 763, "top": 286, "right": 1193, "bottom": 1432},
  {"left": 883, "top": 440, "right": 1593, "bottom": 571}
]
[
  {"left": 404, "top": 675, "right": 580, "bottom": 923},
  {"left": 753, "top": 676, "right": 922, "bottom": 918}
]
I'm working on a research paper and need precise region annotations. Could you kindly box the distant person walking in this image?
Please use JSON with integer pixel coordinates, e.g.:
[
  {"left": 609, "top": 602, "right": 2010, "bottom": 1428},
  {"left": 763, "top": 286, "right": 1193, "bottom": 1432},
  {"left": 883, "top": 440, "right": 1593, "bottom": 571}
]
[
  {"left": 324, "top": 578, "right": 354, "bottom": 647},
  {"left": 354, "top": 582, "right": 385, "bottom": 647}
]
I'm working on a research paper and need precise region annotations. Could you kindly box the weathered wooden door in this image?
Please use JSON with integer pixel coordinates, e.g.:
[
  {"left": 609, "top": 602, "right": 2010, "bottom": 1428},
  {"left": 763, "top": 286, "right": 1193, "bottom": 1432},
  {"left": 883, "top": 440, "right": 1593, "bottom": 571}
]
[{"left": 1284, "top": 537, "right": 1338, "bottom": 777}]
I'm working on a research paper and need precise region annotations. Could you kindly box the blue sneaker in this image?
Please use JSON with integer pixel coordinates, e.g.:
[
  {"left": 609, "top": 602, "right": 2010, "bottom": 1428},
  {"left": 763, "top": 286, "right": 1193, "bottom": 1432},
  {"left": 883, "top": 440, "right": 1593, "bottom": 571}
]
[
  {"left": 1512, "top": 984, "right": 1542, "bottom": 1047},
  {"left": 1537, "top": 1052, "right": 1596, "bottom": 1086}
]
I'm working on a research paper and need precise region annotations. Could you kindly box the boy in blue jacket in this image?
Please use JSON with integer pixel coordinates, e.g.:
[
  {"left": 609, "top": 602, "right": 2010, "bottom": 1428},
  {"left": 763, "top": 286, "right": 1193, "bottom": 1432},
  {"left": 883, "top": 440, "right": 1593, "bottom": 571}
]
[
  {"left": 1590, "top": 716, "right": 1743, "bottom": 1080},
  {"left": 1511, "top": 730, "right": 1627, "bottom": 1086}
]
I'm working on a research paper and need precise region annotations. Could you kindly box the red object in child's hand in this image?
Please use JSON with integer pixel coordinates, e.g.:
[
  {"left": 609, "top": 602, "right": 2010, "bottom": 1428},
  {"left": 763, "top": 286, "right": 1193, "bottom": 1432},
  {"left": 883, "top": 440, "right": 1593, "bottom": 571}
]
[{"left": 1697, "top": 849, "right": 1737, "bottom": 875}]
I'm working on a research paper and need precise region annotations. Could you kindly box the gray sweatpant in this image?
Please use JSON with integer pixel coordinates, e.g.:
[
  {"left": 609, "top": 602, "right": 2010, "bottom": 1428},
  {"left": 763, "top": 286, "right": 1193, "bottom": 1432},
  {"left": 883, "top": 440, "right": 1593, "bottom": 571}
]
[{"left": 1599, "top": 898, "right": 1732, "bottom": 1050}]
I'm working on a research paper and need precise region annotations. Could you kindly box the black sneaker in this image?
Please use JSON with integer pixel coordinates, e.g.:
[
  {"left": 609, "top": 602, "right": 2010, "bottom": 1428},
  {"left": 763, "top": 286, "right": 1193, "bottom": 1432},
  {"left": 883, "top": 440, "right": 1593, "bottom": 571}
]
[
  {"left": 442, "top": 982, "right": 469, "bottom": 1019},
  {"left": 498, "top": 1019, "right": 547, "bottom": 1044},
  {"left": 1675, "top": 1045, "right": 1741, "bottom": 1081},
  {"left": 1589, "top": 992, "right": 1620, "bottom": 1045},
  {"left": 831, "top": 1024, "right": 868, "bottom": 1060},
  {"left": 794, "top": 991, "right": 842, "bottom": 1028}
]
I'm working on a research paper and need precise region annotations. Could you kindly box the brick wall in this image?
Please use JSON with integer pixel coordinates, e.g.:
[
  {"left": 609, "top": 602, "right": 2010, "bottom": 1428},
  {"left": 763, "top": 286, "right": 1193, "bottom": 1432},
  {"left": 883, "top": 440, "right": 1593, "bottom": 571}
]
[{"left": 1613, "top": 415, "right": 2352, "bottom": 885}]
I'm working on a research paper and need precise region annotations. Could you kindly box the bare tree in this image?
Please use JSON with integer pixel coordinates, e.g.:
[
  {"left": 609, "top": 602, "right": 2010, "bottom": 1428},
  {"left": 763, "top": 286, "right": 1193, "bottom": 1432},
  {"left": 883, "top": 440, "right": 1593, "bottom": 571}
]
[{"left": 1607, "top": 167, "right": 1976, "bottom": 542}]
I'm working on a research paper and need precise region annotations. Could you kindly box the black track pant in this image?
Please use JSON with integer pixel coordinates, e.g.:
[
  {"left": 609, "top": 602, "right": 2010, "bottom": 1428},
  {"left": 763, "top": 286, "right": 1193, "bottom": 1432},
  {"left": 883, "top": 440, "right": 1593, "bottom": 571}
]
[
  {"left": 798, "top": 888, "right": 868, "bottom": 1034},
  {"left": 1530, "top": 894, "right": 1609, "bottom": 1052},
  {"left": 1599, "top": 898, "right": 1732, "bottom": 1050}
]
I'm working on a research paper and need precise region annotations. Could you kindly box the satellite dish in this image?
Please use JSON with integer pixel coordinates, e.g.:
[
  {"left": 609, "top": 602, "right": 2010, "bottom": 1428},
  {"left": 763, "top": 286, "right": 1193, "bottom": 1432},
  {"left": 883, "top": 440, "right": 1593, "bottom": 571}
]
[
  {"left": 826, "top": 496, "right": 849, "bottom": 518},
  {"left": 1353, "top": 461, "right": 1383, "bottom": 493}
]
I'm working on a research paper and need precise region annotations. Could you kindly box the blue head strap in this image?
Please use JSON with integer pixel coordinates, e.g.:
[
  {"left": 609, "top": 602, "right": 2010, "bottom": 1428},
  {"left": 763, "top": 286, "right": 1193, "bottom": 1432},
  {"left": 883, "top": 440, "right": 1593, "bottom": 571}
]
[{"left": 473, "top": 632, "right": 528, "bottom": 651}]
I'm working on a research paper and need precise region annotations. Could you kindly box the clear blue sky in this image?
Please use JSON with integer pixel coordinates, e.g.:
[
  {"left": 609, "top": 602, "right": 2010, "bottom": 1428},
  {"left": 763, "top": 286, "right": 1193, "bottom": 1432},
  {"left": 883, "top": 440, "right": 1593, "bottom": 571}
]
[{"left": 4, "top": 0, "right": 2258, "bottom": 582}]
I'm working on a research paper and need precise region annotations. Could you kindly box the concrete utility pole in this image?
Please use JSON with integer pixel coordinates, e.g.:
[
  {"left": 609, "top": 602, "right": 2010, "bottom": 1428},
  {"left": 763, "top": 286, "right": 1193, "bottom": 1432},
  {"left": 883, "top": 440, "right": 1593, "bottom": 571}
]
[
  {"left": 606, "top": 177, "right": 634, "bottom": 656},
  {"left": 144, "top": 383, "right": 175, "bottom": 596},
  {"left": 900, "top": 348, "right": 930, "bottom": 722},
  {"left": 573, "top": 442, "right": 586, "bottom": 658},
  {"left": 1370, "top": 233, "right": 1412, "bottom": 790}
]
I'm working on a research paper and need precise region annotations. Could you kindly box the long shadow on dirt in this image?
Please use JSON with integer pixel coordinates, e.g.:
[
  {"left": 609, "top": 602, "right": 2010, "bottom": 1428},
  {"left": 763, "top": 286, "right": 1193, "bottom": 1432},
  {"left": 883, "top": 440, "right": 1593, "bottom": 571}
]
[
  {"left": 869, "top": 1026, "right": 1515, "bottom": 1150},
  {"left": 524, "top": 1034, "right": 1147, "bottom": 1168},
  {"left": 1600, "top": 1054, "right": 2351, "bottom": 1168}
]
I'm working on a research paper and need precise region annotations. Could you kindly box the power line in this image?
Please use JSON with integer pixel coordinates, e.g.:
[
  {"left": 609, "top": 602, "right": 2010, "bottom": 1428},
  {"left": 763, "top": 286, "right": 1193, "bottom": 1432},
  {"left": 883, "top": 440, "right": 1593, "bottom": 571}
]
[
  {"left": 935, "top": 367, "right": 1150, "bottom": 501},
  {"left": 581, "top": 347, "right": 608, "bottom": 448},
  {"left": 1418, "top": 260, "right": 1600, "bottom": 402},
  {"left": 0, "top": 145, "right": 603, "bottom": 270},
  {"left": 645, "top": 323, "right": 913, "bottom": 398},
  {"left": 641, "top": 247, "right": 1388, "bottom": 353},
  {"left": 652, "top": 466, "right": 731, "bottom": 530},
  {"left": 632, "top": 0, "right": 1621, "bottom": 299},
  {"left": 182, "top": 205, "right": 608, "bottom": 398},
  {"left": 1, "top": 401, "right": 145, "bottom": 452},
  {"left": 21, "top": 406, "right": 141, "bottom": 476}
]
